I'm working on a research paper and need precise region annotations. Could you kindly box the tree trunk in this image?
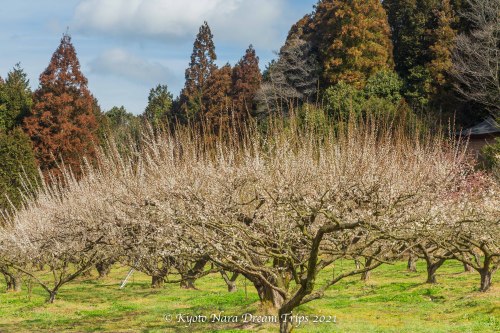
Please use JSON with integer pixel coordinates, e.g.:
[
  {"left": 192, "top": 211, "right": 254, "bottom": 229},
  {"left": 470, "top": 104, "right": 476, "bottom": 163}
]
[
  {"left": 4, "top": 274, "right": 13, "bottom": 292},
  {"left": 463, "top": 263, "right": 473, "bottom": 273},
  {"left": 251, "top": 279, "right": 285, "bottom": 310},
  {"left": 361, "top": 270, "right": 371, "bottom": 282},
  {"left": 407, "top": 255, "right": 418, "bottom": 272},
  {"left": 278, "top": 302, "right": 298, "bottom": 333},
  {"left": 12, "top": 275, "right": 22, "bottom": 292},
  {"left": 279, "top": 315, "right": 293, "bottom": 333},
  {"left": 426, "top": 260, "right": 445, "bottom": 284},
  {"left": 479, "top": 269, "right": 492, "bottom": 292},
  {"left": 47, "top": 290, "right": 57, "bottom": 304},
  {"left": 2, "top": 271, "right": 21, "bottom": 292},
  {"left": 180, "top": 277, "right": 196, "bottom": 289},
  {"left": 227, "top": 280, "right": 237, "bottom": 293},
  {"left": 361, "top": 258, "right": 373, "bottom": 282},
  {"left": 220, "top": 271, "right": 238, "bottom": 293},
  {"left": 151, "top": 275, "right": 165, "bottom": 288},
  {"left": 426, "top": 265, "right": 438, "bottom": 284},
  {"left": 96, "top": 260, "right": 114, "bottom": 279},
  {"left": 179, "top": 256, "right": 209, "bottom": 290}
]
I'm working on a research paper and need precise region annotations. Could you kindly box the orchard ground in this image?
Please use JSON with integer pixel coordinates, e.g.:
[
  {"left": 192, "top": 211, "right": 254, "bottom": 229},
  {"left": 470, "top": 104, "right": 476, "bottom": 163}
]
[{"left": 0, "top": 260, "right": 498, "bottom": 333}]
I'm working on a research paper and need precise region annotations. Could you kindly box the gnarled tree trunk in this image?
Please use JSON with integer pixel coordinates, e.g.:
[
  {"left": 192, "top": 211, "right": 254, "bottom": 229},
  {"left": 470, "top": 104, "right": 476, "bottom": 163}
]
[
  {"left": 418, "top": 244, "right": 447, "bottom": 284},
  {"left": 180, "top": 276, "right": 196, "bottom": 289},
  {"left": 256, "top": 282, "right": 285, "bottom": 309},
  {"left": 48, "top": 290, "right": 57, "bottom": 303},
  {"left": 96, "top": 259, "right": 115, "bottom": 279},
  {"left": 245, "top": 274, "right": 285, "bottom": 310},
  {"left": 407, "top": 255, "right": 418, "bottom": 272},
  {"left": 151, "top": 275, "right": 165, "bottom": 288},
  {"left": 11, "top": 275, "right": 22, "bottom": 292},
  {"left": 2, "top": 270, "right": 22, "bottom": 292},
  {"left": 278, "top": 314, "right": 293, "bottom": 333},
  {"left": 179, "top": 256, "right": 210, "bottom": 290},
  {"left": 425, "top": 258, "right": 446, "bottom": 284},
  {"left": 220, "top": 270, "right": 238, "bottom": 293},
  {"left": 479, "top": 269, "right": 492, "bottom": 292},
  {"left": 361, "top": 258, "right": 373, "bottom": 282}
]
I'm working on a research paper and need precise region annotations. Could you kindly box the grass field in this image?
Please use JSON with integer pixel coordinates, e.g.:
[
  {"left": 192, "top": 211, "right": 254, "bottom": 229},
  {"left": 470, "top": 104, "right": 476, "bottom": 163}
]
[{"left": 0, "top": 260, "right": 498, "bottom": 332}]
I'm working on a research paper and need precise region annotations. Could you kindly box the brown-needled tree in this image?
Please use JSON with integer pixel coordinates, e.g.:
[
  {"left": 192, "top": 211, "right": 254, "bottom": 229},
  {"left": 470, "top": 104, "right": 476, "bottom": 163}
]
[
  {"left": 313, "top": 0, "right": 394, "bottom": 89},
  {"left": 179, "top": 22, "right": 217, "bottom": 123},
  {"left": 232, "top": 45, "right": 262, "bottom": 126},
  {"left": 202, "top": 64, "right": 233, "bottom": 138},
  {"left": 24, "top": 33, "right": 99, "bottom": 179}
]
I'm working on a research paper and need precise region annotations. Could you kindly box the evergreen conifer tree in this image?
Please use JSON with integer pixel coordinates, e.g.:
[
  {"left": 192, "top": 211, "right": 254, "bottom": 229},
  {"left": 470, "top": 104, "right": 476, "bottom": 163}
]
[
  {"left": 232, "top": 45, "right": 262, "bottom": 124},
  {"left": 144, "top": 84, "right": 174, "bottom": 127},
  {"left": 203, "top": 64, "right": 233, "bottom": 135},
  {"left": 0, "top": 128, "right": 39, "bottom": 212},
  {"left": 0, "top": 64, "right": 32, "bottom": 131},
  {"left": 313, "top": 0, "right": 394, "bottom": 88},
  {"left": 383, "top": 0, "right": 458, "bottom": 107},
  {"left": 179, "top": 22, "right": 217, "bottom": 122}
]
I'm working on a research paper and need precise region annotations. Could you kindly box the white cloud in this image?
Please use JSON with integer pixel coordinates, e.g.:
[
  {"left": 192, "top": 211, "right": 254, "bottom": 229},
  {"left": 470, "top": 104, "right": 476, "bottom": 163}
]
[
  {"left": 73, "top": 0, "right": 287, "bottom": 48},
  {"left": 88, "top": 48, "right": 175, "bottom": 85}
]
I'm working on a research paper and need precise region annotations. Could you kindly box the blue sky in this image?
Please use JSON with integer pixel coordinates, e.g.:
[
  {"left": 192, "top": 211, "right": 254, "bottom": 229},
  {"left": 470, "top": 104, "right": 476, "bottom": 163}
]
[{"left": 0, "top": 0, "right": 317, "bottom": 115}]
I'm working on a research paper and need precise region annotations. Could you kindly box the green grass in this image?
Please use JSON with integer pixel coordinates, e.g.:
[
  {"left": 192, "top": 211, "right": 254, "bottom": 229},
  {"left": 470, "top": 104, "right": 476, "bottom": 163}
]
[{"left": 0, "top": 260, "right": 498, "bottom": 332}]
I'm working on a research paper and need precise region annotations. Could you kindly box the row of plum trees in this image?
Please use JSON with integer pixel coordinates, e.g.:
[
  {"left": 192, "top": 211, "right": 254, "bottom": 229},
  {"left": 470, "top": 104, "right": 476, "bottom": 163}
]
[{"left": 0, "top": 116, "right": 498, "bottom": 333}]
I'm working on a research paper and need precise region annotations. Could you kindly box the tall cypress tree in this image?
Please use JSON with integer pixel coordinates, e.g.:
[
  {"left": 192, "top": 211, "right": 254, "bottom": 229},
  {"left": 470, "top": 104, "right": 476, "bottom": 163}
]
[
  {"left": 203, "top": 64, "right": 233, "bottom": 135},
  {"left": 0, "top": 64, "right": 32, "bottom": 131},
  {"left": 179, "top": 22, "right": 217, "bottom": 122},
  {"left": 0, "top": 67, "right": 39, "bottom": 213},
  {"left": 232, "top": 45, "right": 262, "bottom": 124},
  {"left": 313, "top": 0, "right": 394, "bottom": 89},
  {"left": 24, "top": 33, "right": 99, "bottom": 179},
  {"left": 0, "top": 128, "right": 39, "bottom": 212},
  {"left": 0, "top": 64, "right": 38, "bottom": 211},
  {"left": 427, "top": 0, "right": 457, "bottom": 106},
  {"left": 383, "top": 0, "right": 458, "bottom": 107}
]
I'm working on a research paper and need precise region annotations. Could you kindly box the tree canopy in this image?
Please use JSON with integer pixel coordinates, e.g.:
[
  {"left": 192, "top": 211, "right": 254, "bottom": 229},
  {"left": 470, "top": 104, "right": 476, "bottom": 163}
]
[
  {"left": 0, "top": 128, "right": 39, "bottom": 213},
  {"left": 313, "top": 0, "right": 394, "bottom": 88},
  {"left": 23, "top": 34, "right": 99, "bottom": 179},
  {"left": 0, "top": 64, "right": 32, "bottom": 132},
  {"left": 232, "top": 45, "right": 262, "bottom": 124},
  {"left": 144, "top": 84, "right": 174, "bottom": 127},
  {"left": 179, "top": 22, "right": 217, "bottom": 122}
]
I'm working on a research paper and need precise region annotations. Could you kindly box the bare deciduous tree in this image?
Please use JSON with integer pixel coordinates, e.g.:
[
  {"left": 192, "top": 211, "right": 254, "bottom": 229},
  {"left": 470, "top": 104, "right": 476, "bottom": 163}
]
[
  {"left": 152, "top": 121, "right": 474, "bottom": 332},
  {"left": 452, "top": 0, "right": 500, "bottom": 116},
  {"left": 257, "top": 38, "right": 320, "bottom": 115},
  {"left": 0, "top": 165, "right": 121, "bottom": 302},
  {"left": 1, "top": 116, "right": 498, "bottom": 333},
  {"left": 432, "top": 174, "right": 500, "bottom": 291}
]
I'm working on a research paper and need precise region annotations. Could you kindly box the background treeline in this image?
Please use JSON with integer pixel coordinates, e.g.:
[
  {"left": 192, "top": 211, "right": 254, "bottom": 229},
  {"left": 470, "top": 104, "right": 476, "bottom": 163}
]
[{"left": 1, "top": 0, "right": 499, "bottom": 212}]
